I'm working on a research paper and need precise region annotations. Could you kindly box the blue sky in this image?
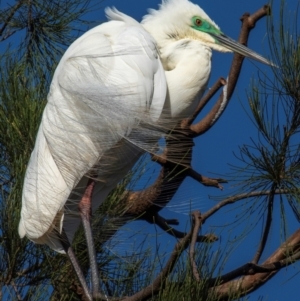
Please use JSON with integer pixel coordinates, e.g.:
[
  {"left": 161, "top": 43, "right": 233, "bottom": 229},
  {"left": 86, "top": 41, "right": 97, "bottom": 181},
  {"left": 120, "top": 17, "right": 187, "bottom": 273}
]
[{"left": 1, "top": 0, "right": 299, "bottom": 300}]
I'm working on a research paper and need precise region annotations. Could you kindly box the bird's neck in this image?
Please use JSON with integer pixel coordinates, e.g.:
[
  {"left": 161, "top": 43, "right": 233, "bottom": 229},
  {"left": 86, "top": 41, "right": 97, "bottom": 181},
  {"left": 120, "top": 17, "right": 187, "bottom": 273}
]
[
  {"left": 160, "top": 39, "right": 212, "bottom": 119},
  {"left": 142, "top": 23, "right": 213, "bottom": 119}
]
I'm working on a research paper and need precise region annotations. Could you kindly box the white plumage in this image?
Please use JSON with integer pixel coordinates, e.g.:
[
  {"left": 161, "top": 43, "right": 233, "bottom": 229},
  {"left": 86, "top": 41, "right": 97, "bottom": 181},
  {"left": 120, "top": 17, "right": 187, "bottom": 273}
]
[{"left": 19, "top": 0, "right": 272, "bottom": 252}]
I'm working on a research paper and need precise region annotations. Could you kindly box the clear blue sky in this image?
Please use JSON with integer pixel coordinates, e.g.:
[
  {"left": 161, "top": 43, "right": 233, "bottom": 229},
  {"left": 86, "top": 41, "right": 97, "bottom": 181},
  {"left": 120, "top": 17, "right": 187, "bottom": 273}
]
[{"left": 2, "top": 0, "right": 299, "bottom": 300}]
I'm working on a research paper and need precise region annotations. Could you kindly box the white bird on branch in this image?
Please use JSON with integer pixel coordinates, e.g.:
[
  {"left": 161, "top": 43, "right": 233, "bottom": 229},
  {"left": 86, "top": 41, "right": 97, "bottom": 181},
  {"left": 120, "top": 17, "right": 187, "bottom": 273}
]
[{"left": 19, "top": 0, "right": 272, "bottom": 298}]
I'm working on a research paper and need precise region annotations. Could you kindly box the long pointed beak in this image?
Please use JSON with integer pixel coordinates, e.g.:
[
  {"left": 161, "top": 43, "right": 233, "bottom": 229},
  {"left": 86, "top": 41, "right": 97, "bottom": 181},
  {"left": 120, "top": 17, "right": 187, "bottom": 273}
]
[{"left": 210, "top": 33, "right": 276, "bottom": 67}]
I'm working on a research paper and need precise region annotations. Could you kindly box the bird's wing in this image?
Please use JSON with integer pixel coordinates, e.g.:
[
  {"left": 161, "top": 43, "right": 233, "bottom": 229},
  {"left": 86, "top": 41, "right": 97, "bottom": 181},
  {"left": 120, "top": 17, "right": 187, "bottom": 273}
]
[{"left": 19, "top": 15, "right": 167, "bottom": 249}]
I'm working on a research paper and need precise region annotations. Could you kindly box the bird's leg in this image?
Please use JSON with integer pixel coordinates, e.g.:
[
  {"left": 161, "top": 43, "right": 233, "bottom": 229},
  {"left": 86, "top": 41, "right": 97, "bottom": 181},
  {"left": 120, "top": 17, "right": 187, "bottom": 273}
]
[
  {"left": 78, "top": 177, "right": 100, "bottom": 298},
  {"left": 59, "top": 229, "right": 92, "bottom": 301}
]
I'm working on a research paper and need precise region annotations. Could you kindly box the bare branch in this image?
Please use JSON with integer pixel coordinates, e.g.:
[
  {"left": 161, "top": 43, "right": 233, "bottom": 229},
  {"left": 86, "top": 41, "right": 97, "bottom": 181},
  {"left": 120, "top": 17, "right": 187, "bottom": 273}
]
[
  {"left": 209, "top": 251, "right": 300, "bottom": 288},
  {"left": 188, "top": 168, "right": 227, "bottom": 189},
  {"left": 147, "top": 213, "right": 218, "bottom": 242},
  {"left": 188, "top": 5, "right": 271, "bottom": 137},
  {"left": 201, "top": 189, "right": 288, "bottom": 223},
  {"left": 212, "top": 228, "right": 300, "bottom": 299},
  {"left": 181, "top": 77, "right": 227, "bottom": 128},
  {"left": 189, "top": 211, "right": 202, "bottom": 281},
  {"left": 123, "top": 223, "right": 193, "bottom": 301}
]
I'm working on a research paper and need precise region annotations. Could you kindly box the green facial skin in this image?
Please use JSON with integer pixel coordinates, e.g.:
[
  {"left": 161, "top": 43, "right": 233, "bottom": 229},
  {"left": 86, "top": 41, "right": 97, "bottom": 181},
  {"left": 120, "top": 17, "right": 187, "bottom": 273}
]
[{"left": 191, "top": 16, "right": 223, "bottom": 43}]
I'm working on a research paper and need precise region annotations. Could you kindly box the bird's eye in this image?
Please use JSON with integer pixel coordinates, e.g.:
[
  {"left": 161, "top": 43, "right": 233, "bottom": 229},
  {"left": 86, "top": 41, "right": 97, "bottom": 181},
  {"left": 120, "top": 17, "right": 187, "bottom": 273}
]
[{"left": 195, "top": 19, "right": 202, "bottom": 26}]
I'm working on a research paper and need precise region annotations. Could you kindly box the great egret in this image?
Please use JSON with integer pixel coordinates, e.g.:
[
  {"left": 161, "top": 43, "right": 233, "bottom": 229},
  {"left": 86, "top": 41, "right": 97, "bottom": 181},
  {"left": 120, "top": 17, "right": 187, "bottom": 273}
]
[{"left": 19, "top": 0, "right": 272, "bottom": 296}]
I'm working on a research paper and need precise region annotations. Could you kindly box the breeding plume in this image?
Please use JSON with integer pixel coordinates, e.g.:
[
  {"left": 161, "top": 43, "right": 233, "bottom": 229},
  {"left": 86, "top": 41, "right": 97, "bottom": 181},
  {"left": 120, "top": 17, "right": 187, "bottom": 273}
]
[{"left": 19, "top": 0, "right": 272, "bottom": 255}]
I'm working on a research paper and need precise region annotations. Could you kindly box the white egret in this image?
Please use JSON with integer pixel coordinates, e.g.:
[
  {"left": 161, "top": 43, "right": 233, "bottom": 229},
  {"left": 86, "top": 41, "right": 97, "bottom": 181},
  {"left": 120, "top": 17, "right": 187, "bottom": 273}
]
[{"left": 19, "top": 0, "right": 272, "bottom": 296}]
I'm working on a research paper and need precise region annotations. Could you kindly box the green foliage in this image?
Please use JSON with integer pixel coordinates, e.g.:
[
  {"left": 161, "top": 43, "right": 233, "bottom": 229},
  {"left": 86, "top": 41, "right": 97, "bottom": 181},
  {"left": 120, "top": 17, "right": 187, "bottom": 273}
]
[
  {"left": 237, "top": 0, "right": 300, "bottom": 219},
  {"left": 0, "top": 1, "right": 101, "bottom": 299},
  {"left": 0, "top": 0, "right": 97, "bottom": 82},
  {"left": 230, "top": 0, "right": 300, "bottom": 263}
]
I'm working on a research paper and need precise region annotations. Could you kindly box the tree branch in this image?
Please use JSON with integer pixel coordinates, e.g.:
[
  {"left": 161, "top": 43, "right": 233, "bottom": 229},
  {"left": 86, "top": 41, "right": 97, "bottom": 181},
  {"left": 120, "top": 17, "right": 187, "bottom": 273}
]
[
  {"left": 123, "top": 222, "right": 193, "bottom": 301},
  {"left": 186, "top": 5, "right": 271, "bottom": 137},
  {"left": 211, "top": 228, "right": 300, "bottom": 299},
  {"left": 181, "top": 78, "right": 227, "bottom": 128},
  {"left": 188, "top": 168, "right": 227, "bottom": 189},
  {"left": 201, "top": 189, "right": 288, "bottom": 223},
  {"left": 146, "top": 213, "right": 218, "bottom": 243},
  {"left": 189, "top": 211, "right": 202, "bottom": 281}
]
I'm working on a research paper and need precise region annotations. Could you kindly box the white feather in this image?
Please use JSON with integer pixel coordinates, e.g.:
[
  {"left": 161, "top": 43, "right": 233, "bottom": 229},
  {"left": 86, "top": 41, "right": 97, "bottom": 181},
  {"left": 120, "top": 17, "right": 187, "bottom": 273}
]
[{"left": 19, "top": 10, "right": 167, "bottom": 252}]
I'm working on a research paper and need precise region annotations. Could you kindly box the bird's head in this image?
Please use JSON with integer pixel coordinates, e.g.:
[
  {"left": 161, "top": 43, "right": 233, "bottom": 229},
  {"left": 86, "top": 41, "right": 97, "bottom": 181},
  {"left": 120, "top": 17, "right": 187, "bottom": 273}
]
[{"left": 142, "top": 0, "right": 273, "bottom": 66}]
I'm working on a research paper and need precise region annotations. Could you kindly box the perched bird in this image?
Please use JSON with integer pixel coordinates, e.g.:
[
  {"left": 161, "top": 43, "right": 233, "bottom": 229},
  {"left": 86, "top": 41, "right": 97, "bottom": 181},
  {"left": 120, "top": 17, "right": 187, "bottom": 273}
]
[{"left": 19, "top": 0, "right": 272, "bottom": 254}]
